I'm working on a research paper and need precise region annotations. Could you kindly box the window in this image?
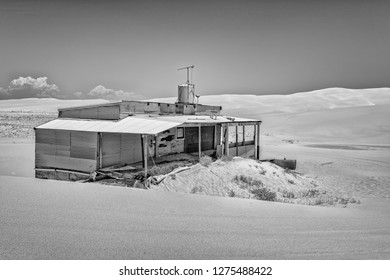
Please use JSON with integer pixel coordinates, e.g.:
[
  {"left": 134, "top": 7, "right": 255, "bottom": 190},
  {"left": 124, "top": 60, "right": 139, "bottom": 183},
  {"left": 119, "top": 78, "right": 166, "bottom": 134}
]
[{"left": 177, "top": 127, "right": 184, "bottom": 139}]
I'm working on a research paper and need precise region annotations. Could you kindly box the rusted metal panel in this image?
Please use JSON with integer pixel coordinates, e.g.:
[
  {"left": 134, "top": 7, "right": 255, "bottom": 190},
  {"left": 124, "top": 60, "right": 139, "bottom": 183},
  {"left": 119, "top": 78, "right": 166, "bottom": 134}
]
[{"left": 156, "top": 128, "right": 184, "bottom": 157}]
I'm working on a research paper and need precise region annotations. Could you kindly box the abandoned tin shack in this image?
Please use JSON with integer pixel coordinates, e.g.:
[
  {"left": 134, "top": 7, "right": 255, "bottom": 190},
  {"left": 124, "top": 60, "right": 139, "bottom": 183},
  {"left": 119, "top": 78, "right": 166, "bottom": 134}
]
[{"left": 34, "top": 73, "right": 261, "bottom": 181}]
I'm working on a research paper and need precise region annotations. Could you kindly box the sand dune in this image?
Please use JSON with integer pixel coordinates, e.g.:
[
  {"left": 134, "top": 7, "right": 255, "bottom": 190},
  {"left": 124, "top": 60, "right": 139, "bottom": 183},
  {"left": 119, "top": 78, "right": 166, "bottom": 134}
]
[
  {"left": 2, "top": 87, "right": 388, "bottom": 115},
  {"left": 152, "top": 87, "right": 390, "bottom": 115},
  {"left": 0, "top": 98, "right": 108, "bottom": 112},
  {"left": 1, "top": 87, "right": 389, "bottom": 260},
  {"left": 262, "top": 104, "right": 390, "bottom": 144},
  {"left": 261, "top": 141, "right": 390, "bottom": 200},
  {"left": 1, "top": 87, "right": 388, "bottom": 143},
  {"left": 1, "top": 175, "right": 389, "bottom": 260},
  {"left": 153, "top": 87, "right": 390, "bottom": 144}
]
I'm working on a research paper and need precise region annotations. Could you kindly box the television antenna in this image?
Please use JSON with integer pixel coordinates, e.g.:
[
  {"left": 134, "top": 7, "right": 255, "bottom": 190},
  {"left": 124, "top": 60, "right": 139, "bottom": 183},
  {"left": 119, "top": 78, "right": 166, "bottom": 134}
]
[{"left": 177, "top": 65, "right": 194, "bottom": 84}]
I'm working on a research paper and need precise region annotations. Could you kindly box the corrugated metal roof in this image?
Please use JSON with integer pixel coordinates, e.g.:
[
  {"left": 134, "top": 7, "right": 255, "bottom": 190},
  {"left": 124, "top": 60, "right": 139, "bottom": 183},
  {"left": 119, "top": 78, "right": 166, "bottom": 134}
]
[
  {"left": 35, "top": 114, "right": 260, "bottom": 135},
  {"left": 58, "top": 101, "right": 121, "bottom": 111},
  {"left": 35, "top": 117, "right": 182, "bottom": 135}
]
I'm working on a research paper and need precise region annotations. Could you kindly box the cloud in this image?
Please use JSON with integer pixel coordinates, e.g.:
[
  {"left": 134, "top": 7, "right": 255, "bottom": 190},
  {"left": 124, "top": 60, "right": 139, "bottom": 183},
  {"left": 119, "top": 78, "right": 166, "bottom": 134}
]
[
  {"left": 0, "top": 77, "right": 143, "bottom": 100},
  {"left": 0, "top": 76, "right": 60, "bottom": 99},
  {"left": 71, "top": 85, "right": 143, "bottom": 100}
]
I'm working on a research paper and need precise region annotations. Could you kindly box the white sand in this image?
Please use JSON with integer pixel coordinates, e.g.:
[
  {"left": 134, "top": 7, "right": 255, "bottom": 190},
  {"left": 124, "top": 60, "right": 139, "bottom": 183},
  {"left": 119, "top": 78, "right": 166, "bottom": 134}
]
[
  {"left": 0, "top": 98, "right": 108, "bottom": 112},
  {"left": 0, "top": 138, "right": 35, "bottom": 178},
  {"left": 1, "top": 175, "right": 389, "bottom": 259},
  {"left": 0, "top": 87, "right": 389, "bottom": 259},
  {"left": 152, "top": 158, "right": 342, "bottom": 205},
  {"left": 262, "top": 139, "right": 390, "bottom": 200}
]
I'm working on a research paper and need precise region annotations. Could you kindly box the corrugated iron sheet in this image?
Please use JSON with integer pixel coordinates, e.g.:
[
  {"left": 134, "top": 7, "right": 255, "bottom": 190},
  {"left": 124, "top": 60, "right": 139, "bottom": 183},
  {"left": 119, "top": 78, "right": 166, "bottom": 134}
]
[
  {"left": 36, "top": 117, "right": 182, "bottom": 135},
  {"left": 35, "top": 115, "right": 260, "bottom": 135}
]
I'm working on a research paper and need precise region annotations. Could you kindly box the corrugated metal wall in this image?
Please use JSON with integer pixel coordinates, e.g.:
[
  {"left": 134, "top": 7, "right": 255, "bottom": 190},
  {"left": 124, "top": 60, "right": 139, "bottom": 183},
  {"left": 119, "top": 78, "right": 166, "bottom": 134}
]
[
  {"left": 35, "top": 129, "right": 97, "bottom": 172},
  {"left": 59, "top": 105, "right": 120, "bottom": 120},
  {"left": 101, "top": 133, "right": 142, "bottom": 167},
  {"left": 120, "top": 101, "right": 219, "bottom": 116}
]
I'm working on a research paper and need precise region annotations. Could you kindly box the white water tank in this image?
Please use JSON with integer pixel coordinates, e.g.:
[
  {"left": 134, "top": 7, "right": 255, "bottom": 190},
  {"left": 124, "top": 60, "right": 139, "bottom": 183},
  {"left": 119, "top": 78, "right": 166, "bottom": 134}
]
[{"left": 178, "top": 84, "right": 195, "bottom": 103}]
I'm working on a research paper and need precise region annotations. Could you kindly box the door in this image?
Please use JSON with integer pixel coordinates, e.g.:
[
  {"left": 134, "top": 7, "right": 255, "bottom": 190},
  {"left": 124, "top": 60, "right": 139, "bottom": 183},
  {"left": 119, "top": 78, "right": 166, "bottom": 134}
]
[{"left": 184, "top": 126, "right": 215, "bottom": 153}]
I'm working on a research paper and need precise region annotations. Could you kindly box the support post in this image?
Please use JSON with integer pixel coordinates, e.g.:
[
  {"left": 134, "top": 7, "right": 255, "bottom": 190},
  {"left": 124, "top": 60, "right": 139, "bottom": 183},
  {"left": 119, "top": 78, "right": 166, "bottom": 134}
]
[
  {"left": 225, "top": 124, "right": 230, "bottom": 156},
  {"left": 198, "top": 124, "right": 202, "bottom": 161},
  {"left": 143, "top": 135, "right": 148, "bottom": 177},
  {"left": 254, "top": 124, "right": 258, "bottom": 159},
  {"left": 154, "top": 134, "right": 158, "bottom": 158},
  {"left": 256, "top": 122, "right": 261, "bottom": 160},
  {"left": 243, "top": 125, "right": 246, "bottom": 156},
  {"left": 214, "top": 124, "right": 217, "bottom": 149},
  {"left": 98, "top": 132, "right": 102, "bottom": 169},
  {"left": 235, "top": 125, "right": 238, "bottom": 156}
]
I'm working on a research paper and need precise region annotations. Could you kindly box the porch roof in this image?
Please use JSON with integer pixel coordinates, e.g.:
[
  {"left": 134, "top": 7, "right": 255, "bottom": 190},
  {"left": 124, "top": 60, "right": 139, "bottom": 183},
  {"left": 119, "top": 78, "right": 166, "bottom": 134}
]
[
  {"left": 35, "top": 116, "right": 182, "bottom": 135},
  {"left": 35, "top": 114, "right": 260, "bottom": 135}
]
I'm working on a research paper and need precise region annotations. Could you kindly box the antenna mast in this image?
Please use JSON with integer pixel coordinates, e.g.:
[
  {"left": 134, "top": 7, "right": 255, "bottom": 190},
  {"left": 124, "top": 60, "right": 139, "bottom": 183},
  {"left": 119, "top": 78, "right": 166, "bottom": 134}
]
[{"left": 177, "top": 65, "right": 194, "bottom": 84}]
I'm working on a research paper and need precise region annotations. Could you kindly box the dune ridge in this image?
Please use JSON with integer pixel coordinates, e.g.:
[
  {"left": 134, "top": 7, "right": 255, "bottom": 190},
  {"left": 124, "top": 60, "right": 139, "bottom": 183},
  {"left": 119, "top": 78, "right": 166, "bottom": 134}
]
[{"left": 0, "top": 87, "right": 389, "bottom": 143}]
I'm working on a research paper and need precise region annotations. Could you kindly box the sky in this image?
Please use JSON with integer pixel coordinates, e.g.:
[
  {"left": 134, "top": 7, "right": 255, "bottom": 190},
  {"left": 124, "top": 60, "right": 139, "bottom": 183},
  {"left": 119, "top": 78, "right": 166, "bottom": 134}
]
[{"left": 0, "top": 0, "right": 389, "bottom": 100}]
